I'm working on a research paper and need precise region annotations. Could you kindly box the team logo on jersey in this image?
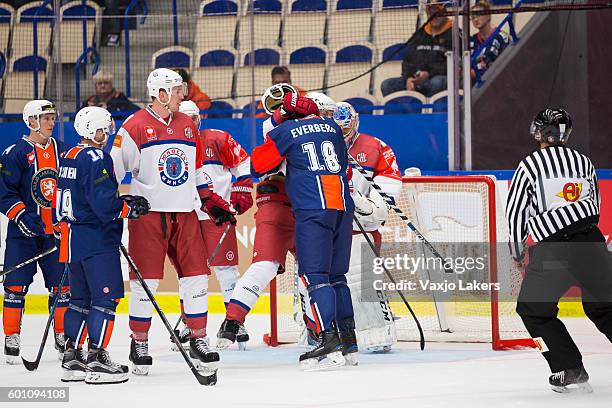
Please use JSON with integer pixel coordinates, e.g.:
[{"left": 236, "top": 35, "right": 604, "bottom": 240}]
[
  {"left": 556, "top": 182, "right": 583, "bottom": 202},
  {"left": 27, "top": 151, "right": 35, "bottom": 165},
  {"left": 356, "top": 152, "right": 367, "bottom": 163},
  {"left": 185, "top": 127, "right": 193, "bottom": 139},
  {"left": 206, "top": 147, "right": 214, "bottom": 158},
  {"left": 158, "top": 147, "right": 189, "bottom": 187},
  {"left": 226, "top": 251, "right": 235, "bottom": 261},
  {"left": 167, "top": 128, "right": 174, "bottom": 135},
  {"left": 31, "top": 167, "right": 58, "bottom": 208},
  {"left": 144, "top": 126, "right": 157, "bottom": 141}
]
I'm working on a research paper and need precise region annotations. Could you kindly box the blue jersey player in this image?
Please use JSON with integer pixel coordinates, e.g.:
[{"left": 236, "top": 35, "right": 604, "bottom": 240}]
[
  {"left": 56, "top": 107, "right": 149, "bottom": 384},
  {"left": 0, "top": 100, "right": 68, "bottom": 364},
  {"left": 251, "top": 92, "right": 356, "bottom": 370}
]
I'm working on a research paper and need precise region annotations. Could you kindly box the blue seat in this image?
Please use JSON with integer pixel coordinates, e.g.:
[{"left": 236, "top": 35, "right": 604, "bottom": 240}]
[
  {"left": 335, "top": 45, "right": 372, "bottom": 63},
  {"left": 0, "top": 51, "right": 6, "bottom": 78},
  {"left": 154, "top": 49, "right": 191, "bottom": 69},
  {"left": 208, "top": 100, "right": 234, "bottom": 118},
  {"left": 383, "top": 93, "right": 424, "bottom": 114},
  {"left": 336, "top": 0, "right": 372, "bottom": 11},
  {"left": 253, "top": 0, "right": 282, "bottom": 13},
  {"left": 18, "top": 4, "right": 54, "bottom": 23},
  {"left": 382, "top": 0, "right": 418, "bottom": 7},
  {"left": 199, "top": 49, "right": 236, "bottom": 67},
  {"left": 0, "top": 5, "right": 12, "bottom": 24},
  {"left": 243, "top": 48, "right": 280, "bottom": 65},
  {"left": 62, "top": 3, "right": 97, "bottom": 20},
  {"left": 289, "top": 47, "right": 326, "bottom": 64},
  {"left": 489, "top": 0, "right": 513, "bottom": 4},
  {"left": 432, "top": 95, "right": 447, "bottom": 113},
  {"left": 12, "top": 55, "right": 47, "bottom": 72},
  {"left": 345, "top": 97, "right": 376, "bottom": 115},
  {"left": 201, "top": 0, "right": 238, "bottom": 15},
  {"left": 291, "top": 0, "right": 326, "bottom": 12},
  {"left": 383, "top": 43, "right": 408, "bottom": 61}
]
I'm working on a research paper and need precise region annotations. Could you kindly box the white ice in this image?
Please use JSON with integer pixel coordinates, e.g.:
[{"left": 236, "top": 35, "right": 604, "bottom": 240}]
[{"left": 3, "top": 314, "right": 611, "bottom": 408}]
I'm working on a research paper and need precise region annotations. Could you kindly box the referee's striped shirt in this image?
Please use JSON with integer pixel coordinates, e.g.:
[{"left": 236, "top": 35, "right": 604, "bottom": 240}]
[{"left": 506, "top": 145, "right": 600, "bottom": 260}]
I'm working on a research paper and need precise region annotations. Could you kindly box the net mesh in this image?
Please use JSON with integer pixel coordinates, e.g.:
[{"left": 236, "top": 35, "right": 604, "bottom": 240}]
[{"left": 271, "top": 177, "right": 531, "bottom": 347}]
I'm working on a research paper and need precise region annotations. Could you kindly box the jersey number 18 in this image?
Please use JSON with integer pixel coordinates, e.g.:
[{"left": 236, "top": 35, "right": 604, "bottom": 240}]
[{"left": 301, "top": 141, "right": 341, "bottom": 173}]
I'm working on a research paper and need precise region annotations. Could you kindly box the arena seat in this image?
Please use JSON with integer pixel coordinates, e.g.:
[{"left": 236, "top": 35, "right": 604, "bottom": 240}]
[
  {"left": 372, "top": 43, "right": 407, "bottom": 99},
  {"left": 152, "top": 46, "right": 193, "bottom": 69},
  {"left": 282, "top": 0, "right": 327, "bottom": 49},
  {"left": 10, "top": 3, "right": 54, "bottom": 64},
  {"left": 344, "top": 94, "right": 378, "bottom": 115},
  {"left": 327, "top": 0, "right": 373, "bottom": 49},
  {"left": 207, "top": 99, "right": 236, "bottom": 118},
  {"left": 235, "top": 47, "right": 280, "bottom": 100},
  {"left": 382, "top": 90, "right": 425, "bottom": 114},
  {"left": 242, "top": 47, "right": 281, "bottom": 66},
  {"left": 192, "top": 48, "right": 237, "bottom": 100},
  {"left": 4, "top": 55, "right": 47, "bottom": 114},
  {"left": 285, "top": 45, "right": 327, "bottom": 91},
  {"left": 59, "top": 1, "right": 100, "bottom": 64},
  {"left": 429, "top": 90, "right": 448, "bottom": 113},
  {"left": 196, "top": 0, "right": 239, "bottom": 53},
  {"left": 326, "top": 43, "right": 373, "bottom": 103},
  {"left": 237, "top": 0, "right": 282, "bottom": 51},
  {"left": 0, "top": 3, "right": 14, "bottom": 54}
]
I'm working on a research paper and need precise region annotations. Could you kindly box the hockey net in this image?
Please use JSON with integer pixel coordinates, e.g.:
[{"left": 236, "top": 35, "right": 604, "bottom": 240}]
[{"left": 264, "top": 176, "right": 535, "bottom": 350}]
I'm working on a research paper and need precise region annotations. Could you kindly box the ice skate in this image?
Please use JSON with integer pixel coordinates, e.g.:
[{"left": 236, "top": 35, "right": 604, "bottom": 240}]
[
  {"left": 61, "top": 339, "right": 87, "bottom": 382},
  {"left": 129, "top": 338, "right": 152, "bottom": 375},
  {"left": 85, "top": 348, "right": 129, "bottom": 384},
  {"left": 189, "top": 337, "right": 219, "bottom": 384},
  {"left": 216, "top": 319, "right": 239, "bottom": 350},
  {"left": 549, "top": 363, "right": 593, "bottom": 393},
  {"left": 170, "top": 325, "right": 190, "bottom": 352},
  {"left": 54, "top": 332, "right": 65, "bottom": 361},
  {"left": 236, "top": 323, "right": 249, "bottom": 351},
  {"left": 339, "top": 331, "right": 358, "bottom": 366},
  {"left": 299, "top": 328, "right": 345, "bottom": 371},
  {"left": 4, "top": 334, "right": 20, "bottom": 365}
]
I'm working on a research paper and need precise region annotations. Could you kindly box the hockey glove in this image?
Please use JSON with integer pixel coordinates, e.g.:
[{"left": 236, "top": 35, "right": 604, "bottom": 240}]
[
  {"left": 353, "top": 192, "right": 374, "bottom": 217},
  {"left": 202, "top": 192, "right": 237, "bottom": 226},
  {"left": 279, "top": 92, "right": 319, "bottom": 119},
  {"left": 230, "top": 178, "right": 254, "bottom": 215},
  {"left": 14, "top": 211, "right": 45, "bottom": 238},
  {"left": 120, "top": 195, "right": 151, "bottom": 219}
]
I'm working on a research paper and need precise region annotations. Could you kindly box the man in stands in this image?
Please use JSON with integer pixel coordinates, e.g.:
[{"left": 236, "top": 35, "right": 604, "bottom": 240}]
[
  {"left": 82, "top": 70, "right": 139, "bottom": 117},
  {"left": 380, "top": 0, "right": 456, "bottom": 97},
  {"left": 470, "top": 0, "right": 510, "bottom": 78}
]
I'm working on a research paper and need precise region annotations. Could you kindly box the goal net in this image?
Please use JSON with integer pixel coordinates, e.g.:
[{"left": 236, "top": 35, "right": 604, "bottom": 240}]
[{"left": 264, "top": 176, "right": 535, "bottom": 350}]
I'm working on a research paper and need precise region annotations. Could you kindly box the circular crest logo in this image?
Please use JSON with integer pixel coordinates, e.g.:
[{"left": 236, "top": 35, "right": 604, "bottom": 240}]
[
  {"left": 226, "top": 251, "right": 235, "bottom": 261},
  {"left": 31, "top": 167, "right": 57, "bottom": 208},
  {"left": 158, "top": 148, "right": 189, "bottom": 186}
]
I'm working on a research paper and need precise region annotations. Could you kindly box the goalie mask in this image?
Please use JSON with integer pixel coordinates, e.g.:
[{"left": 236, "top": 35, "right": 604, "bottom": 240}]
[
  {"left": 334, "top": 102, "right": 360, "bottom": 145},
  {"left": 74, "top": 106, "right": 115, "bottom": 147},
  {"left": 23, "top": 99, "right": 56, "bottom": 133},
  {"left": 179, "top": 100, "right": 201, "bottom": 129},
  {"left": 261, "top": 83, "right": 297, "bottom": 115},
  {"left": 530, "top": 108, "right": 572, "bottom": 144},
  {"left": 306, "top": 92, "right": 336, "bottom": 118}
]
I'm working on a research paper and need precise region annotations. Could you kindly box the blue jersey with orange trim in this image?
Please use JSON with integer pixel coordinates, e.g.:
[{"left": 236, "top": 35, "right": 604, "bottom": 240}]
[
  {"left": 56, "top": 145, "right": 126, "bottom": 263},
  {"left": 251, "top": 116, "right": 354, "bottom": 212},
  {"left": 0, "top": 136, "right": 66, "bottom": 239}
]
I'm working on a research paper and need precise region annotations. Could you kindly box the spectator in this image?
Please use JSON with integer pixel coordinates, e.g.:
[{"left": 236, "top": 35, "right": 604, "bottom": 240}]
[
  {"left": 174, "top": 68, "right": 212, "bottom": 113},
  {"left": 470, "top": 0, "right": 509, "bottom": 77},
  {"left": 256, "top": 66, "right": 306, "bottom": 118},
  {"left": 380, "top": 1, "right": 456, "bottom": 98},
  {"left": 82, "top": 70, "right": 139, "bottom": 115}
]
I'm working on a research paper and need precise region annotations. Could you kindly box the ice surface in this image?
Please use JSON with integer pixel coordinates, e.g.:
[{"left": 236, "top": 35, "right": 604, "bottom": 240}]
[{"left": 3, "top": 314, "right": 611, "bottom": 408}]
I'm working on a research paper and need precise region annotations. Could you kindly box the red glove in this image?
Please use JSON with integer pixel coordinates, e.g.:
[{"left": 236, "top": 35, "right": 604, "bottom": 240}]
[
  {"left": 279, "top": 92, "right": 319, "bottom": 119},
  {"left": 230, "top": 178, "right": 253, "bottom": 215},
  {"left": 202, "top": 192, "right": 237, "bottom": 225}
]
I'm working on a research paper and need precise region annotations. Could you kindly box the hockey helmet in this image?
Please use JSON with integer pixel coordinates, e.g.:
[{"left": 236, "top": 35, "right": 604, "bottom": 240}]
[
  {"left": 179, "top": 100, "right": 201, "bottom": 129},
  {"left": 74, "top": 106, "right": 115, "bottom": 146},
  {"left": 334, "top": 102, "right": 360, "bottom": 145},
  {"left": 306, "top": 92, "right": 336, "bottom": 118},
  {"left": 261, "top": 83, "right": 298, "bottom": 115},
  {"left": 530, "top": 108, "right": 573, "bottom": 144},
  {"left": 23, "top": 99, "right": 56, "bottom": 132},
  {"left": 147, "top": 68, "right": 186, "bottom": 102}
]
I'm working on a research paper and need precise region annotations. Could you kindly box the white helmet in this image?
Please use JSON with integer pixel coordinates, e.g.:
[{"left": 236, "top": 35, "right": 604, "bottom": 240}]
[
  {"left": 333, "top": 102, "right": 360, "bottom": 145},
  {"left": 179, "top": 100, "right": 201, "bottom": 129},
  {"left": 261, "top": 83, "right": 297, "bottom": 115},
  {"left": 306, "top": 92, "right": 336, "bottom": 117},
  {"left": 23, "top": 99, "right": 56, "bottom": 131},
  {"left": 74, "top": 106, "right": 114, "bottom": 146},
  {"left": 146, "top": 68, "right": 185, "bottom": 102}
]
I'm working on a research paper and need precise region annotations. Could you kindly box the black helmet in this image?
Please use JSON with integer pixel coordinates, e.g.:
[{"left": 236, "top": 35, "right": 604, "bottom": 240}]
[{"left": 530, "top": 108, "right": 572, "bottom": 144}]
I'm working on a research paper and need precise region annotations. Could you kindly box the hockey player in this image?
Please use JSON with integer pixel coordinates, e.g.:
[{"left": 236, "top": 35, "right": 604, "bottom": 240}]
[
  {"left": 56, "top": 106, "right": 150, "bottom": 384},
  {"left": 335, "top": 102, "right": 402, "bottom": 354},
  {"left": 251, "top": 92, "right": 356, "bottom": 370},
  {"left": 215, "top": 86, "right": 320, "bottom": 350},
  {"left": 174, "top": 100, "right": 253, "bottom": 349},
  {"left": 0, "top": 100, "right": 68, "bottom": 364},
  {"left": 110, "top": 68, "right": 235, "bottom": 376}
]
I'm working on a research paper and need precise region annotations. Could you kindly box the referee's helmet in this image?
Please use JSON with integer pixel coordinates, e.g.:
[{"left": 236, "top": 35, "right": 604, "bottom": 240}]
[{"left": 530, "top": 108, "right": 573, "bottom": 144}]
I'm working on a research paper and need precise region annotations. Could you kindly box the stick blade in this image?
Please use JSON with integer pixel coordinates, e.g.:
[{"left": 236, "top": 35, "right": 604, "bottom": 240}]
[
  {"left": 22, "top": 357, "right": 40, "bottom": 371},
  {"left": 193, "top": 368, "right": 217, "bottom": 386}
]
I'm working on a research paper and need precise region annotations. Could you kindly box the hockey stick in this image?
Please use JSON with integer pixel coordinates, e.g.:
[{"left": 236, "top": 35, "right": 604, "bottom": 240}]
[
  {"left": 353, "top": 217, "right": 425, "bottom": 350},
  {"left": 347, "top": 154, "right": 453, "bottom": 274},
  {"left": 22, "top": 264, "right": 69, "bottom": 371},
  {"left": 0, "top": 246, "right": 57, "bottom": 280},
  {"left": 119, "top": 244, "right": 217, "bottom": 386}
]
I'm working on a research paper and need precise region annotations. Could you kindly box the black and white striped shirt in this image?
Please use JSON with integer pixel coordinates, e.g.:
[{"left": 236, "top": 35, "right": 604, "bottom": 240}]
[{"left": 506, "top": 145, "right": 600, "bottom": 260}]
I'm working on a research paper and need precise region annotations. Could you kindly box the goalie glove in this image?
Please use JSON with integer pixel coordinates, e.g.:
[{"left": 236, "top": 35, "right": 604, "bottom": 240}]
[
  {"left": 230, "top": 178, "right": 254, "bottom": 215},
  {"left": 202, "top": 192, "right": 237, "bottom": 226},
  {"left": 120, "top": 195, "right": 151, "bottom": 219},
  {"left": 14, "top": 211, "right": 45, "bottom": 238},
  {"left": 276, "top": 92, "right": 320, "bottom": 120},
  {"left": 352, "top": 189, "right": 390, "bottom": 231}
]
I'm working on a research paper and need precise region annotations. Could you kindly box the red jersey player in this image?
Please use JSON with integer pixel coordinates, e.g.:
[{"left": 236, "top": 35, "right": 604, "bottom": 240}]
[{"left": 110, "top": 68, "right": 235, "bottom": 379}]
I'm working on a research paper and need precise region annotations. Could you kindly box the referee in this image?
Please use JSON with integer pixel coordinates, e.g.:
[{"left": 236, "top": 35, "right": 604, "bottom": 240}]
[{"left": 506, "top": 108, "right": 612, "bottom": 393}]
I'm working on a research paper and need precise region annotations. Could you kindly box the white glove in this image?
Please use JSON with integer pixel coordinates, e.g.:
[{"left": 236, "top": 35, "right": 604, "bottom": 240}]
[
  {"left": 353, "top": 191, "right": 374, "bottom": 216},
  {"left": 352, "top": 189, "right": 389, "bottom": 231}
]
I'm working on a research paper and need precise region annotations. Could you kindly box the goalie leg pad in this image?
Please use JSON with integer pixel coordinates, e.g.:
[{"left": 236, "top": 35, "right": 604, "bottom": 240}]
[
  {"left": 226, "top": 261, "right": 278, "bottom": 323},
  {"left": 213, "top": 265, "right": 240, "bottom": 305},
  {"left": 128, "top": 279, "right": 159, "bottom": 341},
  {"left": 179, "top": 275, "right": 209, "bottom": 338}
]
